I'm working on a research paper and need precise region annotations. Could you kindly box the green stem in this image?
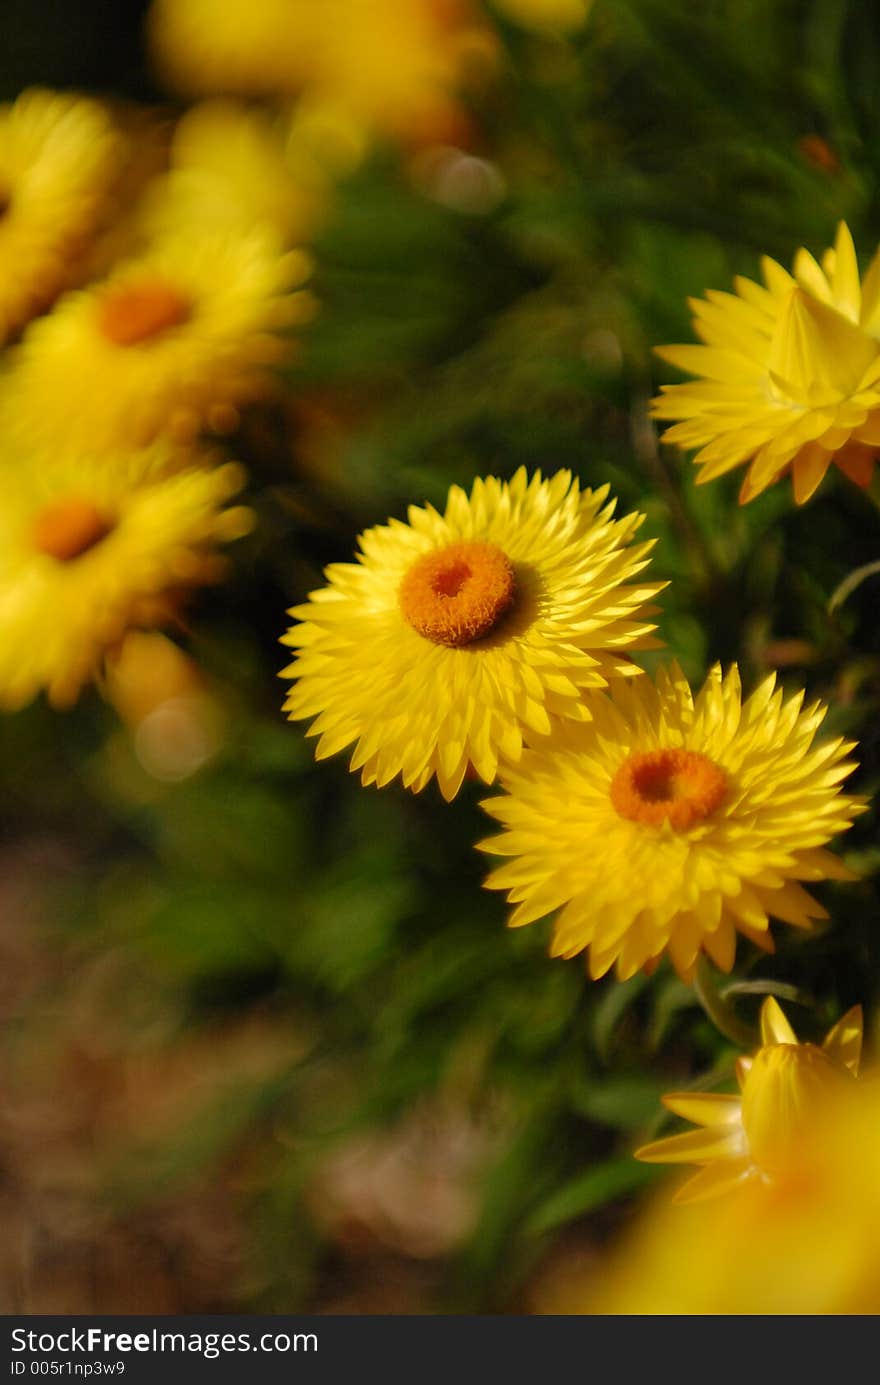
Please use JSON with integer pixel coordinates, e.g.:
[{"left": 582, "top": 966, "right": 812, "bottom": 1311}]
[{"left": 693, "top": 956, "right": 756, "bottom": 1049}]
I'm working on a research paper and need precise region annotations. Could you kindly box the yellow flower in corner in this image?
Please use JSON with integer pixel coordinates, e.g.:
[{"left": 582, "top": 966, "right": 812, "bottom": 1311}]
[
  {"left": 636, "top": 997, "right": 863, "bottom": 1202},
  {"left": 653, "top": 222, "right": 880, "bottom": 503},
  {"left": 563, "top": 1071, "right": 880, "bottom": 1314},
  {"left": 0, "top": 447, "right": 253, "bottom": 710},
  {"left": 0, "top": 88, "right": 122, "bottom": 342},
  {"left": 480, "top": 663, "right": 864, "bottom": 979},
  {"left": 280, "top": 469, "right": 665, "bottom": 801},
  {"left": 3, "top": 227, "right": 313, "bottom": 453}
]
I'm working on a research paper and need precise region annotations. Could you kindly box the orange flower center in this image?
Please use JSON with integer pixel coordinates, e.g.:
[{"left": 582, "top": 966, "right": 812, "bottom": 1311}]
[
  {"left": 97, "top": 279, "right": 192, "bottom": 346},
  {"left": 399, "top": 540, "right": 516, "bottom": 647},
  {"left": 610, "top": 748, "right": 727, "bottom": 830},
  {"left": 32, "top": 497, "right": 113, "bottom": 561}
]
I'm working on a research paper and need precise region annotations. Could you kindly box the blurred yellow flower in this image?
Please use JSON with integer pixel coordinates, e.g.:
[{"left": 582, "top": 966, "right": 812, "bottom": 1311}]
[
  {"left": 280, "top": 468, "right": 664, "bottom": 801},
  {"left": 148, "top": 0, "right": 496, "bottom": 149},
  {"left": 3, "top": 227, "right": 313, "bottom": 453},
  {"left": 636, "top": 997, "right": 862, "bottom": 1201},
  {"left": 481, "top": 663, "right": 863, "bottom": 979},
  {"left": 142, "top": 100, "right": 332, "bottom": 245},
  {"left": 653, "top": 222, "right": 880, "bottom": 503},
  {"left": 0, "top": 448, "right": 253, "bottom": 710},
  {"left": 0, "top": 88, "right": 122, "bottom": 342},
  {"left": 575, "top": 1073, "right": 880, "bottom": 1314}
]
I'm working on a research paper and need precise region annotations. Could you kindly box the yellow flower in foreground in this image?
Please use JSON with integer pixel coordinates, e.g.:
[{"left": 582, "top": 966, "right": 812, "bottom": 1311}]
[
  {"left": 653, "top": 222, "right": 880, "bottom": 503},
  {"left": 0, "top": 88, "right": 122, "bottom": 342},
  {"left": 281, "top": 469, "right": 664, "bottom": 801},
  {"left": 481, "top": 663, "right": 863, "bottom": 979},
  {"left": 573, "top": 1074, "right": 880, "bottom": 1314},
  {"left": 3, "top": 227, "right": 312, "bottom": 453},
  {"left": 636, "top": 997, "right": 862, "bottom": 1202},
  {"left": 0, "top": 448, "right": 253, "bottom": 710}
]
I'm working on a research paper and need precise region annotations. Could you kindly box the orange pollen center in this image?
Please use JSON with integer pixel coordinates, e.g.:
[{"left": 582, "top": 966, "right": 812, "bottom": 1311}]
[
  {"left": 610, "top": 748, "right": 728, "bottom": 830},
  {"left": 97, "top": 279, "right": 192, "bottom": 346},
  {"left": 32, "top": 497, "right": 113, "bottom": 561},
  {"left": 399, "top": 540, "right": 517, "bottom": 647}
]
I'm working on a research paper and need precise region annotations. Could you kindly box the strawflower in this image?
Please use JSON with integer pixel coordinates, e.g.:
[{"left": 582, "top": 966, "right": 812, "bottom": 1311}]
[
  {"left": 636, "top": 996, "right": 862, "bottom": 1201},
  {"left": 2, "top": 226, "right": 313, "bottom": 453},
  {"left": 570, "top": 1072, "right": 880, "bottom": 1315},
  {"left": 481, "top": 662, "right": 864, "bottom": 979},
  {"left": 281, "top": 468, "right": 664, "bottom": 800},
  {"left": 653, "top": 222, "right": 880, "bottom": 503},
  {"left": 0, "top": 446, "right": 253, "bottom": 709},
  {"left": 148, "top": 0, "right": 496, "bottom": 149},
  {"left": 0, "top": 88, "right": 122, "bottom": 342}
]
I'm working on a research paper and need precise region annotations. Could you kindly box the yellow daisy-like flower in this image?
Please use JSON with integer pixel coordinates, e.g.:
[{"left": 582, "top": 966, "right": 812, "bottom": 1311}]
[
  {"left": 652, "top": 222, "right": 880, "bottom": 503},
  {"left": 149, "top": 0, "right": 495, "bottom": 148},
  {"left": 148, "top": 0, "right": 318, "bottom": 98},
  {"left": 480, "top": 662, "right": 864, "bottom": 979},
  {"left": 0, "top": 447, "right": 253, "bottom": 710},
  {"left": 559, "top": 1072, "right": 880, "bottom": 1315},
  {"left": 0, "top": 87, "right": 122, "bottom": 342},
  {"left": 280, "top": 468, "right": 664, "bottom": 801},
  {"left": 3, "top": 227, "right": 313, "bottom": 454},
  {"left": 636, "top": 997, "right": 863, "bottom": 1202},
  {"left": 142, "top": 100, "right": 332, "bottom": 246}
]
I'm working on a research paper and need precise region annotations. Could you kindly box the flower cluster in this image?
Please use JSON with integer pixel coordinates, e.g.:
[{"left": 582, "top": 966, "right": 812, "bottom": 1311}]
[
  {"left": 5, "top": 4, "right": 878, "bottom": 1318},
  {"left": 280, "top": 217, "right": 879, "bottom": 1315},
  {"left": 0, "top": 82, "right": 319, "bottom": 709}
]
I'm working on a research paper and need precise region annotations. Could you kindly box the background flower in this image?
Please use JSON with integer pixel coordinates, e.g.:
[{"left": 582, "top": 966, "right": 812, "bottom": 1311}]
[
  {"left": 0, "top": 447, "right": 252, "bottom": 708},
  {"left": 0, "top": 88, "right": 122, "bottom": 341}
]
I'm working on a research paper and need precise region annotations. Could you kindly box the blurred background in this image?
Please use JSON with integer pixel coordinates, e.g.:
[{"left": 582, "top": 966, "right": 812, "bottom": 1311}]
[{"left": 2, "top": 0, "right": 879, "bottom": 1314}]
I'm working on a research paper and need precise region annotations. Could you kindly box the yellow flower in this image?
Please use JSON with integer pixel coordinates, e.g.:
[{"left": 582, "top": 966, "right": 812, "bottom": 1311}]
[
  {"left": 0, "top": 447, "right": 253, "bottom": 710},
  {"left": 280, "top": 468, "right": 664, "bottom": 801},
  {"left": 148, "top": 0, "right": 315, "bottom": 97},
  {"left": 0, "top": 88, "right": 122, "bottom": 342},
  {"left": 569, "top": 1072, "right": 880, "bottom": 1315},
  {"left": 480, "top": 663, "right": 864, "bottom": 979},
  {"left": 142, "top": 100, "right": 332, "bottom": 245},
  {"left": 2, "top": 227, "right": 313, "bottom": 454},
  {"left": 636, "top": 997, "right": 862, "bottom": 1201},
  {"left": 652, "top": 222, "right": 880, "bottom": 503},
  {"left": 148, "top": 0, "right": 496, "bottom": 148}
]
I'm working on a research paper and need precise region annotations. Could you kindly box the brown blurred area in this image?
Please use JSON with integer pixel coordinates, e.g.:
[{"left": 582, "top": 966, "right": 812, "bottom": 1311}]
[{"left": 0, "top": 837, "right": 505, "bottom": 1314}]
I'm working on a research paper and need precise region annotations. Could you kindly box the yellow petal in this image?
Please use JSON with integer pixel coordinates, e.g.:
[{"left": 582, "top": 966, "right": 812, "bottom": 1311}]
[
  {"left": 635, "top": 1126, "right": 744, "bottom": 1165},
  {"left": 672, "top": 1156, "right": 754, "bottom": 1204},
  {"left": 767, "top": 287, "right": 877, "bottom": 403},
  {"left": 760, "top": 995, "right": 797, "bottom": 1046},
  {"left": 822, "top": 1004, "right": 863, "bottom": 1075},
  {"left": 661, "top": 1092, "right": 743, "bottom": 1127},
  {"left": 829, "top": 221, "right": 861, "bottom": 322},
  {"left": 791, "top": 445, "right": 832, "bottom": 504}
]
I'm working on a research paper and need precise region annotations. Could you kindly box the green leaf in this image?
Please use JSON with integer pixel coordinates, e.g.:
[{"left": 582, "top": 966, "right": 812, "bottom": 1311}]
[{"left": 524, "top": 1158, "right": 663, "bottom": 1238}]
